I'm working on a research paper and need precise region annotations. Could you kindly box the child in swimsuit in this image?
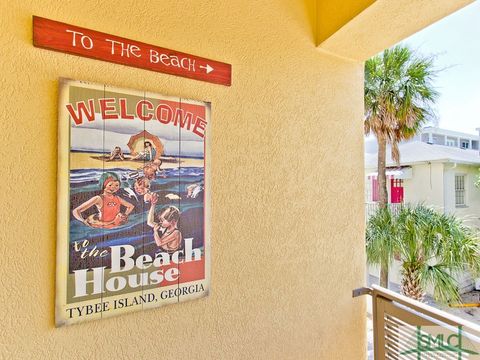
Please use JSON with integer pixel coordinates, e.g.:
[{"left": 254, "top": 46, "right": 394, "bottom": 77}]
[
  {"left": 147, "top": 195, "right": 182, "bottom": 253},
  {"left": 72, "top": 172, "right": 134, "bottom": 229},
  {"left": 121, "top": 176, "right": 156, "bottom": 205},
  {"left": 107, "top": 146, "right": 125, "bottom": 161},
  {"left": 132, "top": 141, "right": 156, "bottom": 161},
  {"left": 142, "top": 159, "right": 164, "bottom": 180}
]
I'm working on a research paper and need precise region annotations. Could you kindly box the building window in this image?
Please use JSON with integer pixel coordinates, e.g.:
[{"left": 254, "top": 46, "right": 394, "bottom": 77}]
[
  {"left": 461, "top": 140, "right": 469, "bottom": 149},
  {"left": 472, "top": 140, "right": 479, "bottom": 150},
  {"left": 455, "top": 175, "right": 466, "bottom": 206},
  {"left": 446, "top": 138, "right": 456, "bottom": 147}
]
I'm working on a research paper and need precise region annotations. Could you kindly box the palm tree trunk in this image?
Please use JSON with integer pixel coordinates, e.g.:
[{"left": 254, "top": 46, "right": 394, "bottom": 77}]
[
  {"left": 401, "top": 266, "right": 425, "bottom": 302},
  {"left": 377, "top": 135, "right": 388, "bottom": 208},
  {"left": 378, "top": 135, "right": 389, "bottom": 288},
  {"left": 379, "top": 265, "right": 389, "bottom": 289}
]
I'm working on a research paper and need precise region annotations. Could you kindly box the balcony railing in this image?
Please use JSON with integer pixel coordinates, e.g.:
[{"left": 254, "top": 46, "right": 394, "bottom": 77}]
[
  {"left": 355, "top": 285, "right": 480, "bottom": 359},
  {"left": 365, "top": 203, "right": 403, "bottom": 221}
]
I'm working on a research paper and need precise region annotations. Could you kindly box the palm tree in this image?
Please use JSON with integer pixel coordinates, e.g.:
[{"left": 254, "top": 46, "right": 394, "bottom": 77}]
[
  {"left": 365, "top": 207, "right": 397, "bottom": 290},
  {"left": 364, "top": 45, "right": 438, "bottom": 287},
  {"left": 366, "top": 205, "right": 480, "bottom": 303}
]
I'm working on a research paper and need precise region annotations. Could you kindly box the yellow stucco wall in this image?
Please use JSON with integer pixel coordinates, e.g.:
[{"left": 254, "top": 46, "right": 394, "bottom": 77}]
[
  {"left": 315, "top": 0, "right": 375, "bottom": 44},
  {"left": 0, "top": 1, "right": 368, "bottom": 359}
]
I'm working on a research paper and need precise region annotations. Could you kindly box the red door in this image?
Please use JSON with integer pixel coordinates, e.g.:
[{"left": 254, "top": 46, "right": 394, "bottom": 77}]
[{"left": 390, "top": 179, "right": 404, "bottom": 203}]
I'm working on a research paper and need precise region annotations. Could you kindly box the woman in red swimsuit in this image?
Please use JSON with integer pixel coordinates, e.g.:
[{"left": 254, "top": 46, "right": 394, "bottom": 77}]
[{"left": 73, "top": 173, "right": 134, "bottom": 229}]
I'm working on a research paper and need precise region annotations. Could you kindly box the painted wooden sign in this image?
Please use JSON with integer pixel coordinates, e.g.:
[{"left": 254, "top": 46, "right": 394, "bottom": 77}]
[
  {"left": 56, "top": 78, "right": 211, "bottom": 326},
  {"left": 33, "top": 16, "right": 231, "bottom": 86}
]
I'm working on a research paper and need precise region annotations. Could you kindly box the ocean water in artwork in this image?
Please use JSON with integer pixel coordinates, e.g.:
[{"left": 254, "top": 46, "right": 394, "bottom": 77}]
[{"left": 69, "top": 165, "right": 205, "bottom": 272}]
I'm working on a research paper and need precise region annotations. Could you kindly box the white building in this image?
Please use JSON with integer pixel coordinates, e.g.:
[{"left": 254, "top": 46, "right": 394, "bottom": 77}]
[
  {"left": 365, "top": 141, "right": 480, "bottom": 227},
  {"left": 413, "top": 126, "right": 479, "bottom": 150},
  {"left": 366, "top": 130, "right": 480, "bottom": 293}
]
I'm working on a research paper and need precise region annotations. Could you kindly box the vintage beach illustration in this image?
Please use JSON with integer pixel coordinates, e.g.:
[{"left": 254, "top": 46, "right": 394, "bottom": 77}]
[{"left": 56, "top": 79, "right": 210, "bottom": 326}]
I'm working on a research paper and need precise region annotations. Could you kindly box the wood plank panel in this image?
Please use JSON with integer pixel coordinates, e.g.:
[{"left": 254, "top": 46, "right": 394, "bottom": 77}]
[{"left": 33, "top": 16, "right": 231, "bottom": 86}]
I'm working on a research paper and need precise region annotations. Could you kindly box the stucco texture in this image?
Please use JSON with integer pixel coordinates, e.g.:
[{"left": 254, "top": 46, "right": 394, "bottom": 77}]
[
  {"left": 319, "top": 0, "right": 473, "bottom": 61},
  {"left": 0, "top": 1, "right": 366, "bottom": 359}
]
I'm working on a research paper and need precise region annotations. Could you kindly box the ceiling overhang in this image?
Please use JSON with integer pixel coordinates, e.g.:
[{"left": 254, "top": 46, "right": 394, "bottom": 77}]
[{"left": 315, "top": 0, "right": 473, "bottom": 61}]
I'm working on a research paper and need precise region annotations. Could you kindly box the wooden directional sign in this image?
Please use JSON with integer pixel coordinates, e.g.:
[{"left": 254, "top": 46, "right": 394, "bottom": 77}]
[{"left": 33, "top": 16, "right": 231, "bottom": 86}]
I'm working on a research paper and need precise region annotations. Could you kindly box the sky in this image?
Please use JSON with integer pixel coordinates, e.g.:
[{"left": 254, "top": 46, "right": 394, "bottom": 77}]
[{"left": 399, "top": 1, "right": 480, "bottom": 135}]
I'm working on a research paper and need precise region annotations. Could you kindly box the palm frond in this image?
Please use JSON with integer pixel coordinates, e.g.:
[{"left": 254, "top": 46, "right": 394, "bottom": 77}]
[
  {"left": 366, "top": 207, "right": 398, "bottom": 267},
  {"left": 367, "top": 204, "right": 480, "bottom": 303},
  {"left": 418, "top": 264, "right": 461, "bottom": 304},
  {"left": 364, "top": 45, "right": 439, "bottom": 164}
]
